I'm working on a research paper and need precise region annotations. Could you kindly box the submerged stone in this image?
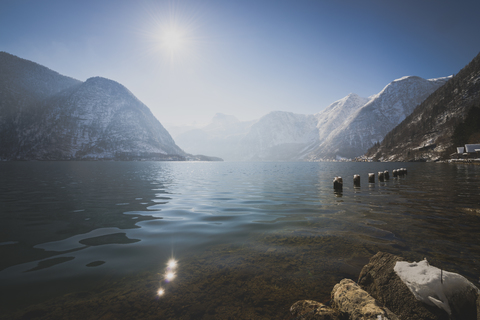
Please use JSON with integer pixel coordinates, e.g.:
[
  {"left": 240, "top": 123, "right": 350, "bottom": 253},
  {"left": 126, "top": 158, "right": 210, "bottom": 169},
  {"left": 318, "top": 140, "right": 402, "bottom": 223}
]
[
  {"left": 331, "top": 278, "right": 397, "bottom": 320},
  {"left": 290, "top": 300, "right": 342, "bottom": 320}
]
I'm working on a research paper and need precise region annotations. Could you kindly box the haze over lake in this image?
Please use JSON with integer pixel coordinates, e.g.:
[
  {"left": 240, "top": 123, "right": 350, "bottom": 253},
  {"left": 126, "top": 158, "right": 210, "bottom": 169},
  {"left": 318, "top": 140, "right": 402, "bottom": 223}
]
[{"left": 1, "top": 161, "right": 479, "bottom": 319}]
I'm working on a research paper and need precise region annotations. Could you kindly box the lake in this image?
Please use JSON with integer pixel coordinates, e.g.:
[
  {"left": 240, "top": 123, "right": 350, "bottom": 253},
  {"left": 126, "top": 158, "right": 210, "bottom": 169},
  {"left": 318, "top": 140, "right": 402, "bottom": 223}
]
[{"left": 1, "top": 161, "right": 479, "bottom": 319}]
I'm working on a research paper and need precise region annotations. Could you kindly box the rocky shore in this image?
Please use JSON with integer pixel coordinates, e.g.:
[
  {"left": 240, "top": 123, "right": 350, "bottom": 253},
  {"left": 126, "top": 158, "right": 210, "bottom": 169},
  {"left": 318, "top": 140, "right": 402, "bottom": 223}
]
[{"left": 291, "top": 252, "right": 480, "bottom": 320}]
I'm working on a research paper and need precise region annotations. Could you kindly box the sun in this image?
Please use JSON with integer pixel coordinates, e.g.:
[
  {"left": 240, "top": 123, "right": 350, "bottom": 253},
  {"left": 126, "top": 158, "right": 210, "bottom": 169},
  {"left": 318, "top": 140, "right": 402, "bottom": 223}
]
[
  {"left": 161, "top": 27, "right": 186, "bottom": 53},
  {"left": 140, "top": 1, "right": 205, "bottom": 67},
  {"left": 150, "top": 18, "right": 197, "bottom": 66}
]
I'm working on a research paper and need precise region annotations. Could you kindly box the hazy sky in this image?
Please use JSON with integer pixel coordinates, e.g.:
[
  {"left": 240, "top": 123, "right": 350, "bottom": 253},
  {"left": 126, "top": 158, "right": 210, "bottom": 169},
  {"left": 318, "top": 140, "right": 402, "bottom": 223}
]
[{"left": 2, "top": 0, "right": 480, "bottom": 128}]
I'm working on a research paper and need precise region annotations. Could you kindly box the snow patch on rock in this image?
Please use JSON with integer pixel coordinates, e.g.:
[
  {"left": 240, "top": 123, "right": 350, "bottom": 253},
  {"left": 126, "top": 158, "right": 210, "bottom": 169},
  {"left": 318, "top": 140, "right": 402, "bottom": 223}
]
[{"left": 394, "top": 259, "right": 479, "bottom": 315}]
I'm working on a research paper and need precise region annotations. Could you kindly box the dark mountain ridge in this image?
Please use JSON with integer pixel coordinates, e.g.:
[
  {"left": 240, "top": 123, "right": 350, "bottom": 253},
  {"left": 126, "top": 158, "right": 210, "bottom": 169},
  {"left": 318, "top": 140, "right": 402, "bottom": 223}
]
[{"left": 0, "top": 52, "right": 82, "bottom": 156}]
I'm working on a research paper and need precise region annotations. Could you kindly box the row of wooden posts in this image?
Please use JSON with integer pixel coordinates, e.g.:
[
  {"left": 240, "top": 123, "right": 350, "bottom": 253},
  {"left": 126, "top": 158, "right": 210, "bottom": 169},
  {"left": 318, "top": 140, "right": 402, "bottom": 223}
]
[{"left": 333, "top": 168, "right": 407, "bottom": 191}]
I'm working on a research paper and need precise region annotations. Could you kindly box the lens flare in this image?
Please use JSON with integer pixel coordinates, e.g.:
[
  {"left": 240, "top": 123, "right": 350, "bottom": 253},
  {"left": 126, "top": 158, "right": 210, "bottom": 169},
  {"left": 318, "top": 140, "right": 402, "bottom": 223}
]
[
  {"left": 162, "top": 27, "right": 186, "bottom": 53},
  {"left": 167, "top": 259, "right": 177, "bottom": 269},
  {"left": 156, "top": 257, "right": 179, "bottom": 297},
  {"left": 140, "top": 1, "right": 204, "bottom": 67},
  {"left": 165, "top": 271, "right": 176, "bottom": 281}
]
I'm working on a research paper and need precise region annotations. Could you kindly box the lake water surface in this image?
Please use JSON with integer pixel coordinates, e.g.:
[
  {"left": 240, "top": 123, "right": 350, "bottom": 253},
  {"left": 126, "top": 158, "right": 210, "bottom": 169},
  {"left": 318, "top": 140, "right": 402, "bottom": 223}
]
[{"left": 1, "top": 161, "right": 479, "bottom": 319}]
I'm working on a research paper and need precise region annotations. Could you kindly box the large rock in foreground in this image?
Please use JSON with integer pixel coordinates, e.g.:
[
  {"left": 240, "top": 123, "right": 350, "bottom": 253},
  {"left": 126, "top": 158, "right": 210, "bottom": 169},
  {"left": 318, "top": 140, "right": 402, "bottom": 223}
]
[{"left": 358, "top": 252, "right": 478, "bottom": 320}]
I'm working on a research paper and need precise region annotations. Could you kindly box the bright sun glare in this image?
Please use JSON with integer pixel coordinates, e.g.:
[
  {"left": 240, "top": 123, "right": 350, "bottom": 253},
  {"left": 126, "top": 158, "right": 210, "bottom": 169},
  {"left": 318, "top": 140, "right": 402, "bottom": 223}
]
[
  {"left": 156, "top": 258, "right": 178, "bottom": 297},
  {"left": 157, "top": 288, "right": 165, "bottom": 296},
  {"left": 162, "top": 28, "right": 185, "bottom": 52},
  {"left": 151, "top": 19, "right": 195, "bottom": 66},
  {"left": 143, "top": 2, "right": 201, "bottom": 66},
  {"left": 167, "top": 259, "right": 177, "bottom": 269},
  {"left": 142, "top": 0, "right": 205, "bottom": 67},
  {"left": 165, "top": 271, "right": 176, "bottom": 281}
]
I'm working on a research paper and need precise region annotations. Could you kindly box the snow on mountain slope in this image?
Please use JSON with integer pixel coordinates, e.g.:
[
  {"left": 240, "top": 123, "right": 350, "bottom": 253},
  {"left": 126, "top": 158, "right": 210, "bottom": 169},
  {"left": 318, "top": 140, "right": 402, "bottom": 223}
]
[
  {"left": 315, "top": 93, "right": 370, "bottom": 142},
  {"left": 306, "top": 76, "right": 450, "bottom": 160},
  {"left": 11, "top": 77, "right": 185, "bottom": 160}
]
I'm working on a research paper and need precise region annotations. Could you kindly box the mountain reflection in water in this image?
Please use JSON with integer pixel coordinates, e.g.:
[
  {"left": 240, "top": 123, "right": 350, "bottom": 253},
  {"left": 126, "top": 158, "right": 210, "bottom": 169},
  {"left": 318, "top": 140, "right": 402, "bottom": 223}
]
[{"left": 0, "top": 161, "right": 479, "bottom": 319}]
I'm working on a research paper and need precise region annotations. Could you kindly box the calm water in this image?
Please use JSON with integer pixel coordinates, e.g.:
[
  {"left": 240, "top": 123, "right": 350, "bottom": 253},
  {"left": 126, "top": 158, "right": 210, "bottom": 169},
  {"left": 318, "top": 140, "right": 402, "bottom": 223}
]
[{"left": 1, "top": 161, "right": 479, "bottom": 319}]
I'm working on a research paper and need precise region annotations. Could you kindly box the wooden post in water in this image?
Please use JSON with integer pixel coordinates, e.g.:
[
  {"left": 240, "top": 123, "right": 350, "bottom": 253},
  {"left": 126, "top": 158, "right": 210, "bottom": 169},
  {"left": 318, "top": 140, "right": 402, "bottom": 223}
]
[
  {"left": 398, "top": 168, "right": 404, "bottom": 177},
  {"left": 368, "top": 173, "right": 375, "bottom": 183},
  {"left": 393, "top": 169, "right": 398, "bottom": 178},
  {"left": 378, "top": 171, "right": 385, "bottom": 182},
  {"left": 384, "top": 170, "right": 390, "bottom": 181},
  {"left": 403, "top": 168, "right": 408, "bottom": 175},
  {"left": 353, "top": 174, "right": 360, "bottom": 188},
  {"left": 333, "top": 176, "right": 343, "bottom": 192}
]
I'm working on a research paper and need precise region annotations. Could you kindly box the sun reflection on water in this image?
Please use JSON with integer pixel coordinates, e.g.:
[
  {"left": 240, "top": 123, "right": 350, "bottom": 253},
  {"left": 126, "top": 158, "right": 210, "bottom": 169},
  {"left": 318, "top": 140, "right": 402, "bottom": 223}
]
[
  {"left": 165, "top": 271, "right": 176, "bottom": 281},
  {"left": 167, "top": 259, "right": 177, "bottom": 270},
  {"left": 157, "top": 258, "right": 178, "bottom": 297}
]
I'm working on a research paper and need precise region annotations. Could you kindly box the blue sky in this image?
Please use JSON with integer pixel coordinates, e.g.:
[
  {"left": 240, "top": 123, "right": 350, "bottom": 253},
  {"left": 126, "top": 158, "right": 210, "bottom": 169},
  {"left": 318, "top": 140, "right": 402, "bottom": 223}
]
[{"left": 2, "top": 0, "right": 480, "bottom": 128}]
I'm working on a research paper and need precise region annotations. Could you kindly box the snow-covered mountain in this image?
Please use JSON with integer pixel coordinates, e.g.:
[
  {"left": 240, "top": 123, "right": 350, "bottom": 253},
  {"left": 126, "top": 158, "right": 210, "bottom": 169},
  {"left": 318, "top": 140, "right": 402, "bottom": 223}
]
[
  {"left": 305, "top": 76, "right": 450, "bottom": 160},
  {"left": 16, "top": 77, "right": 185, "bottom": 160},
  {"left": 315, "top": 93, "right": 370, "bottom": 142},
  {"left": 174, "top": 76, "right": 448, "bottom": 161},
  {"left": 0, "top": 52, "right": 187, "bottom": 160}
]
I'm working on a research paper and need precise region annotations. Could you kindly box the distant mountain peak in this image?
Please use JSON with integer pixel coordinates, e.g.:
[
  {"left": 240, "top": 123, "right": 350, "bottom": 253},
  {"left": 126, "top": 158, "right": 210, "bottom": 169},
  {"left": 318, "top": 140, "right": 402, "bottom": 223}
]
[
  {"left": 83, "top": 76, "right": 131, "bottom": 93},
  {"left": 379, "top": 75, "right": 424, "bottom": 93},
  {"left": 341, "top": 93, "right": 367, "bottom": 105},
  {"left": 212, "top": 113, "right": 239, "bottom": 122},
  {"left": 345, "top": 92, "right": 360, "bottom": 98},
  {"left": 392, "top": 75, "right": 422, "bottom": 82},
  {"left": 85, "top": 76, "right": 120, "bottom": 85}
]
